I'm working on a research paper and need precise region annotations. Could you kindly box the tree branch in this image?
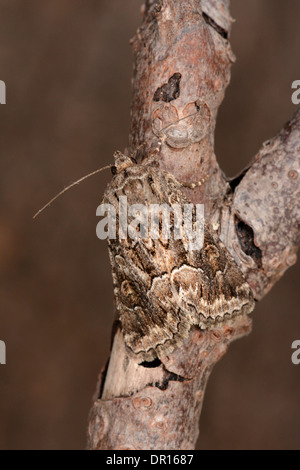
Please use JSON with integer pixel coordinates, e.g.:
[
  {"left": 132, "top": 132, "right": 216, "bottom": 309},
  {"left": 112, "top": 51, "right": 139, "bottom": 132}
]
[
  {"left": 221, "top": 108, "right": 300, "bottom": 299},
  {"left": 87, "top": 0, "right": 300, "bottom": 450}
]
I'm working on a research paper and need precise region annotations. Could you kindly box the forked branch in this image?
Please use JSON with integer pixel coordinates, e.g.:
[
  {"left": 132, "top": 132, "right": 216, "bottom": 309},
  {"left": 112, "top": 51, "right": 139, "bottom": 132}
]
[{"left": 87, "top": 0, "right": 300, "bottom": 450}]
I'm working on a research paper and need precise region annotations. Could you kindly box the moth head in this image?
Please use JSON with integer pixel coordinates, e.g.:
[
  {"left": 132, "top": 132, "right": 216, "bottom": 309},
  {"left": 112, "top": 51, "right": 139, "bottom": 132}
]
[{"left": 111, "top": 151, "right": 137, "bottom": 175}]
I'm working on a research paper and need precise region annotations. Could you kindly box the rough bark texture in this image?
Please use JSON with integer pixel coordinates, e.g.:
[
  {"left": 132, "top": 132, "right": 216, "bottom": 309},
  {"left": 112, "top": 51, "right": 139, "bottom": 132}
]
[{"left": 87, "top": 0, "right": 300, "bottom": 450}]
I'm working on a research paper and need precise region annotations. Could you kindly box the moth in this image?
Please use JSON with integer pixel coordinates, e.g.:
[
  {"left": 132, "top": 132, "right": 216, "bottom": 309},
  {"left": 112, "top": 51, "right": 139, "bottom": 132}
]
[
  {"left": 34, "top": 113, "right": 255, "bottom": 362},
  {"left": 103, "top": 152, "right": 255, "bottom": 361}
]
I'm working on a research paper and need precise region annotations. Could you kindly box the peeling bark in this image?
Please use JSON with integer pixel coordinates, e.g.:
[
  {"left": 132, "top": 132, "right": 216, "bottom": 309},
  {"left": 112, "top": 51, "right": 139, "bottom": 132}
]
[{"left": 87, "top": 0, "right": 300, "bottom": 450}]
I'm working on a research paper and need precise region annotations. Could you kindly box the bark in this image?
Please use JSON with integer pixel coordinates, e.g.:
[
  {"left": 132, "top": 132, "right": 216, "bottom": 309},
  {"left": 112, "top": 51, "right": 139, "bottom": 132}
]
[{"left": 87, "top": 0, "right": 300, "bottom": 450}]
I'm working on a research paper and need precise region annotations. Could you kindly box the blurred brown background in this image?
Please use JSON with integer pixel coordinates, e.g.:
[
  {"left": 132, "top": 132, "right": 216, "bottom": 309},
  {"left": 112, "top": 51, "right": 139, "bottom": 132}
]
[{"left": 0, "top": 0, "right": 299, "bottom": 450}]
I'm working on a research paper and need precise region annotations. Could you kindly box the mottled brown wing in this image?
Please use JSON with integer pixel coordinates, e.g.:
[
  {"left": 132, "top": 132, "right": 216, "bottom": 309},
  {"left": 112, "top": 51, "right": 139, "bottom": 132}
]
[
  {"left": 104, "top": 163, "right": 196, "bottom": 360},
  {"left": 103, "top": 161, "right": 254, "bottom": 361},
  {"left": 164, "top": 229, "right": 255, "bottom": 328}
]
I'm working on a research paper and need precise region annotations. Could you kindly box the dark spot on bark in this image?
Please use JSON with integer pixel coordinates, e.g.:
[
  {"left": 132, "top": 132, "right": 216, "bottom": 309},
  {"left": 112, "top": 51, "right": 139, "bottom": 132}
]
[
  {"left": 140, "top": 357, "right": 161, "bottom": 368},
  {"left": 168, "top": 372, "right": 185, "bottom": 383},
  {"left": 235, "top": 215, "right": 262, "bottom": 268},
  {"left": 146, "top": 371, "right": 185, "bottom": 390},
  {"left": 202, "top": 12, "right": 228, "bottom": 40},
  {"left": 98, "top": 357, "right": 110, "bottom": 399},
  {"left": 155, "top": 380, "right": 168, "bottom": 390},
  {"left": 156, "top": 373, "right": 185, "bottom": 390},
  {"left": 111, "top": 166, "right": 117, "bottom": 175},
  {"left": 153, "top": 73, "right": 182, "bottom": 102},
  {"left": 229, "top": 168, "right": 249, "bottom": 192}
]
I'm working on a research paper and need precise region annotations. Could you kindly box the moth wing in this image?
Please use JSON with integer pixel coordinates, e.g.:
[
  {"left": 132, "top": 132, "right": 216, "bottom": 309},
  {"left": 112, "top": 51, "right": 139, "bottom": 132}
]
[
  {"left": 104, "top": 163, "right": 254, "bottom": 361},
  {"left": 104, "top": 165, "right": 192, "bottom": 361},
  {"left": 169, "top": 229, "right": 255, "bottom": 328},
  {"left": 137, "top": 173, "right": 254, "bottom": 333}
]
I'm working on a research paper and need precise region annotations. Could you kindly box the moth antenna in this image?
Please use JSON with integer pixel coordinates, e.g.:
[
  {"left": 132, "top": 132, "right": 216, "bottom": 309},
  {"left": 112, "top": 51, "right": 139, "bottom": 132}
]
[{"left": 33, "top": 164, "right": 112, "bottom": 219}]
